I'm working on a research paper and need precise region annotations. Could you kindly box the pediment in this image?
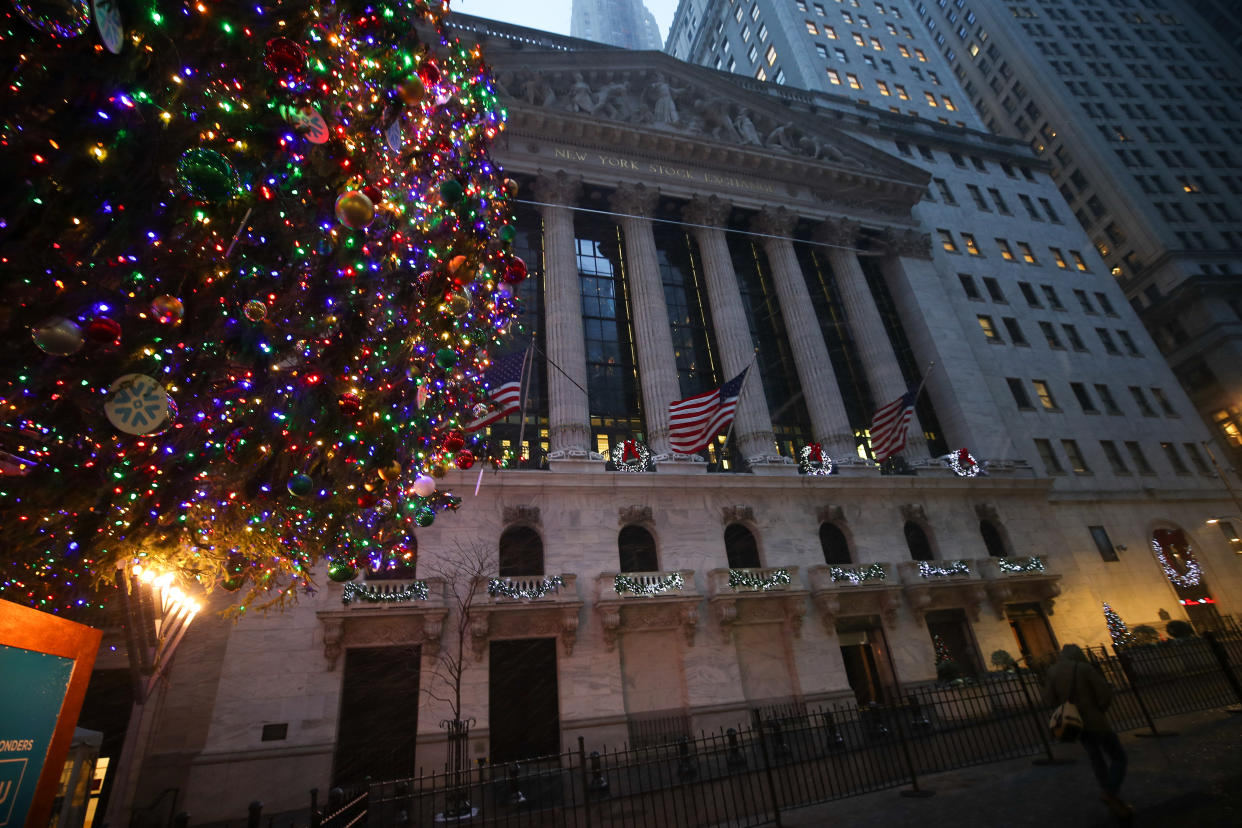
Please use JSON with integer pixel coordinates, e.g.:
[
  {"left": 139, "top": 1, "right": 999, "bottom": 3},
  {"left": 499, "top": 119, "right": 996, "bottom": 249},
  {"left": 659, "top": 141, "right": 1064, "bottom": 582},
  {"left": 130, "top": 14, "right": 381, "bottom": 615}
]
[{"left": 486, "top": 48, "right": 929, "bottom": 218}]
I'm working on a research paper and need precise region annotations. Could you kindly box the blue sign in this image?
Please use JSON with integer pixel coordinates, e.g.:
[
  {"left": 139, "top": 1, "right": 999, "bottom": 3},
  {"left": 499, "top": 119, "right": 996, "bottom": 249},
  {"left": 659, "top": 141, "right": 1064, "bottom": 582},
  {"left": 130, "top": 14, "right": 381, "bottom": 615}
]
[{"left": 0, "top": 644, "right": 75, "bottom": 828}]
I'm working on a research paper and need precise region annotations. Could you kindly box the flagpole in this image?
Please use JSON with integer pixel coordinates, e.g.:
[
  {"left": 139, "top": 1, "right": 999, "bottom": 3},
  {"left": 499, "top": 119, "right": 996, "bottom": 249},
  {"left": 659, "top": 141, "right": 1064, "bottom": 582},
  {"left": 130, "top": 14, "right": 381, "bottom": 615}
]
[
  {"left": 513, "top": 344, "right": 535, "bottom": 468},
  {"left": 720, "top": 353, "right": 760, "bottom": 462},
  {"left": 912, "top": 361, "right": 936, "bottom": 401}
]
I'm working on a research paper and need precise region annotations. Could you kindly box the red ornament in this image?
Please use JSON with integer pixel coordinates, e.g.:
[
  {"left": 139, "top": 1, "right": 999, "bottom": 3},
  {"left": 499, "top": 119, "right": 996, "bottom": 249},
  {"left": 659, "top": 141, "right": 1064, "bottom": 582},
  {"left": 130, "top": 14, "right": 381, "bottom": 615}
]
[
  {"left": 265, "top": 37, "right": 308, "bottom": 80},
  {"left": 454, "top": 450, "right": 475, "bottom": 470},
  {"left": 339, "top": 392, "right": 363, "bottom": 417},
  {"left": 503, "top": 255, "right": 528, "bottom": 284},
  {"left": 362, "top": 184, "right": 383, "bottom": 205},
  {"left": 442, "top": 430, "right": 465, "bottom": 452},
  {"left": 418, "top": 60, "right": 441, "bottom": 87},
  {"left": 86, "top": 316, "right": 122, "bottom": 344}
]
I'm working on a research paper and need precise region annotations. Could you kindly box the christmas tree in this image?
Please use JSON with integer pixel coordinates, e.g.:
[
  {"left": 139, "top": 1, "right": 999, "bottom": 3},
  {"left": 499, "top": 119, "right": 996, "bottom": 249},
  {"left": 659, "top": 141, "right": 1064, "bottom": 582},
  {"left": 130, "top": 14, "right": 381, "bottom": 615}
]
[
  {"left": 1, "top": 0, "right": 523, "bottom": 614},
  {"left": 1103, "top": 602, "right": 1134, "bottom": 647},
  {"left": 932, "top": 633, "right": 952, "bottom": 665}
]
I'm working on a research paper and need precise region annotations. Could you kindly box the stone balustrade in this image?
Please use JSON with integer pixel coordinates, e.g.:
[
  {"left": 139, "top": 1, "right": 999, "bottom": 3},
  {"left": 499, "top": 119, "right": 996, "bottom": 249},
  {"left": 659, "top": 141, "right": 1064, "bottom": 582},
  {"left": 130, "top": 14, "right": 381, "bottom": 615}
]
[
  {"left": 476, "top": 573, "right": 579, "bottom": 604},
  {"left": 707, "top": 565, "right": 801, "bottom": 595},
  {"left": 597, "top": 570, "right": 698, "bottom": 600}
]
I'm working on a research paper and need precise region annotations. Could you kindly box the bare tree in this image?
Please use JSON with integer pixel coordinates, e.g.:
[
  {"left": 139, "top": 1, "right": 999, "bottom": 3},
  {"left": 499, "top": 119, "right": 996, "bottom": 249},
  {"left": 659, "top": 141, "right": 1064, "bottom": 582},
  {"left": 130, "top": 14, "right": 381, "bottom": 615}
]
[{"left": 420, "top": 539, "right": 496, "bottom": 817}]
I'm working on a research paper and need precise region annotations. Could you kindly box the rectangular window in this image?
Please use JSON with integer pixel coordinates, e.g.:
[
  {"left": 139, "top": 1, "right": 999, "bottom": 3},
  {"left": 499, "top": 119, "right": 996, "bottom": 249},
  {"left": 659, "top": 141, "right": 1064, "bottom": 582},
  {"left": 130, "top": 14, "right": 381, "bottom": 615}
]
[
  {"left": 978, "top": 315, "right": 1001, "bottom": 341},
  {"left": 987, "top": 188, "right": 1011, "bottom": 214},
  {"left": 1090, "top": 526, "right": 1119, "bottom": 561},
  {"left": 1071, "top": 250, "right": 1089, "bottom": 271},
  {"left": 1041, "top": 321, "right": 1064, "bottom": 349},
  {"left": 1040, "top": 285, "right": 1064, "bottom": 310},
  {"left": 1062, "top": 440, "right": 1091, "bottom": 474},
  {"left": 1034, "top": 438, "right": 1064, "bottom": 474},
  {"left": 1094, "top": 292, "right": 1116, "bottom": 315},
  {"left": 1064, "top": 324, "right": 1086, "bottom": 351},
  {"left": 996, "top": 239, "right": 1015, "bottom": 260},
  {"left": 895, "top": 84, "right": 910, "bottom": 100},
  {"left": 934, "top": 178, "right": 957, "bottom": 204},
  {"left": 958, "top": 273, "right": 980, "bottom": 299},
  {"left": 1094, "top": 384, "right": 1120, "bottom": 414},
  {"left": 1032, "top": 380, "right": 1057, "bottom": 410},
  {"left": 1074, "top": 289, "right": 1094, "bottom": 314},
  {"left": 1097, "top": 328, "right": 1120, "bottom": 355},
  {"left": 827, "top": 68, "right": 843, "bottom": 84},
  {"left": 1150, "top": 387, "right": 1176, "bottom": 416},
  {"left": 1100, "top": 440, "right": 1129, "bottom": 474},
  {"left": 766, "top": 44, "right": 778, "bottom": 65},
  {"left": 877, "top": 79, "right": 891, "bottom": 95},
  {"left": 847, "top": 72, "right": 862, "bottom": 89},
  {"left": 1040, "top": 198, "right": 1062, "bottom": 222},
  {"left": 1018, "top": 242, "right": 1039, "bottom": 264},
  {"left": 982, "top": 277, "right": 1006, "bottom": 302},
  {"left": 806, "top": 20, "right": 819, "bottom": 34},
  {"left": 1183, "top": 442, "right": 1212, "bottom": 475},
  {"left": 1125, "top": 441, "right": 1155, "bottom": 474},
  {"left": 925, "top": 91, "right": 939, "bottom": 107},
  {"left": 1070, "top": 382, "right": 1096, "bottom": 412},
  {"left": 962, "top": 234, "right": 981, "bottom": 255},
  {"left": 1019, "top": 194, "right": 1042, "bottom": 220},
  {"left": 938, "top": 229, "right": 958, "bottom": 252},
  {"left": 826, "top": 25, "right": 839, "bottom": 39},
  {"left": 1003, "top": 317, "right": 1028, "bottom": 345},
  {"left": 1129, "top": 386, "right": 1156, "bottom": 416},
  {"left": 1161, "top": 442, "right": 1190, "bottom": 474},
  {"left": 943, "top": 95, "right": 957, "bottom": 111},
  {"left": 1007, "top": 377, "right": 1033, "bottom": 409},
  {"left": 1117, "top": 330, "right": 1140, "bottom": 356},
  {"left": 1018, "top": 282, "right": 1041, "bottom": 308},
  {"left": 967, "top": 184, "right": 989, "bottom": 210},
  {"left": 1050, "top": 248, "right": 1068, "bottom": 269}
]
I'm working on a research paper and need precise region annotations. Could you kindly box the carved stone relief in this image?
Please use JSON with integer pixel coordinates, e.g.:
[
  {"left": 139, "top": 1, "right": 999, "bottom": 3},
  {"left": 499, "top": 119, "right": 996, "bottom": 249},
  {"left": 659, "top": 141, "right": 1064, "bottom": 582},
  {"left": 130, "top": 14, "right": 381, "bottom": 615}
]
[
  {"left": 503, "top": 505, "right": 541, "bottom": 527},
  {"left": 619, "top": 505, "right": 653, "bottom": 525},
  {"left": 722, "top": 505, "right": 755, "bottom": 525}
]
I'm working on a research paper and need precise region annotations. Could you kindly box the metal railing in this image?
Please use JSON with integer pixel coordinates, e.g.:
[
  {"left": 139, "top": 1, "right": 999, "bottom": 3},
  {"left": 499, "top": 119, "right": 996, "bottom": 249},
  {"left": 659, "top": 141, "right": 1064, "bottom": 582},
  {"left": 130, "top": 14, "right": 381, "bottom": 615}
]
[{"left": 175, "top": 631, "right": 1242, "bottom": 827}]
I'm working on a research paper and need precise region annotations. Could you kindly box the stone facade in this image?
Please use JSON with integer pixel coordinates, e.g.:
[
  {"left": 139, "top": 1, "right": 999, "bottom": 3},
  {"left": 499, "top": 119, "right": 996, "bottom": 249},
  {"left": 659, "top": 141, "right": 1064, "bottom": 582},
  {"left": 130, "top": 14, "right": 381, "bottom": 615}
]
[{"left": 111, "top": 21, "right": 1242, "bottom": 824}]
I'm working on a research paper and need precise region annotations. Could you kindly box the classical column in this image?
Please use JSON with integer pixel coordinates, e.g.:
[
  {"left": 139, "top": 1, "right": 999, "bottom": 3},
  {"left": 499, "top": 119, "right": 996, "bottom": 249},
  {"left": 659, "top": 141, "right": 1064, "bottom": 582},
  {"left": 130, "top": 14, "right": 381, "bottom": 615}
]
[
  {"left": 750, "top": 208, "right": 856, "bottom": 461},
  {"left": 876, "top": 228, "right": 1016, "bottom": 458},
  {"left": 683, "top": 196, "right": 785, "bottom": 468},
  {"left": 610, "top": 184, "right": 683, "bottom": 458},
  {"left": 816, "top": 219, "right": 929, "bottom": 459},
  {"left": 533, "top": 171, "right": 592, "bottom": 458}
]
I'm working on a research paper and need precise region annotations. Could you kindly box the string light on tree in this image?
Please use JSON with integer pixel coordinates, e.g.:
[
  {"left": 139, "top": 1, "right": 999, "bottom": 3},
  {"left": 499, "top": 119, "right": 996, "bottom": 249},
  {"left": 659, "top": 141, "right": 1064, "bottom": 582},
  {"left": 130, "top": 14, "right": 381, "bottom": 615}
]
[
  {"left": 0, "top": 0, "right": 522, "bottom": 615},
  {"left": 1103, "top": 602, "right": 1135, "bottom": 647}
]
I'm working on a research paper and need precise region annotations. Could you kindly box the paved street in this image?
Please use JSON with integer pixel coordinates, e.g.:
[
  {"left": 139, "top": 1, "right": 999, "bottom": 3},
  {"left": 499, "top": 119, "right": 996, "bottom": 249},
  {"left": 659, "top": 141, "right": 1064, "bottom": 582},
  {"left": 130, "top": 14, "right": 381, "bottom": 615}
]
[{"left": 781, "top": 708, "right": 1242, "bottom": 827}]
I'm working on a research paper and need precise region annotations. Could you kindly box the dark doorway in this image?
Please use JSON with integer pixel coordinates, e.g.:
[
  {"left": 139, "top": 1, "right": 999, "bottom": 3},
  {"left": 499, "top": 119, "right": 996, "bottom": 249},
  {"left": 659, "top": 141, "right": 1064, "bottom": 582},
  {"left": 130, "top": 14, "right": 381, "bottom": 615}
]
[
  {"left": 499, "top": 526, "right": 544, "bottom": 576},
  {"left": 725, "top": 523, "right": 761, "bottom": 568},
  {"left": 836, "top": 616, "right": 897, "bottom": 704},
  {"left": 619, "top": 525, "right": 659, "bottom": 572},
  {"left": 333, "top": 645, "right": 421, "bottom": 785},
  {"left": 904, "top": 522, "right": 934, "bottom": 561},
  {"left": 925, "top": 609, "right": 982, "bottom": 676},
  {"left": 1007, "top": 603, "right": 1058, "bottom": 669},
  {"left": 489, "top": 638, "right": 560, "bottom": 763},
  {"left": 820, "top": 523, "right": 852, "bottom": 564}
]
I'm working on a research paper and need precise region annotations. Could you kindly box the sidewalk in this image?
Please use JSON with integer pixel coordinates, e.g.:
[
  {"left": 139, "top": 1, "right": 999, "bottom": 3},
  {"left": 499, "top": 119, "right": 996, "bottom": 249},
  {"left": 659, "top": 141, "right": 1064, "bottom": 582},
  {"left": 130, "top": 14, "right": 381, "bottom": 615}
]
[{"left": 780, "top": 708, "right": 1242, "bottom": 827}]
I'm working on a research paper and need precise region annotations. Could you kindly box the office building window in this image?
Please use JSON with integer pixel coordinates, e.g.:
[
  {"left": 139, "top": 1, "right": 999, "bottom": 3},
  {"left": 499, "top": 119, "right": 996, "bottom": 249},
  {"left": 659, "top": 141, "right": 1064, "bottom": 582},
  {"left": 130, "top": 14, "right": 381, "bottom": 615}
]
[
  {"left": 1161, "top": 442, "right": 1190, "bottom": 475},
  {"left": 1007, "top": 377, "right": 1033, "bottom": 409},
  {"left": 996, "top": 239, "right": 1015, "bottom": 260},
  {"left": 1100, "top": 440, "right": 1129, "bottom": 474},
  {"left": 978, "top": 315, "right": 1001, "bottom": 341},
  {"left": 1018, "top": 242, "right": 1039, "bottom": 264},
  {"left": 1032, "top": 380, "right": 1057, "bottom": 410},
  {"left": 1034, "top": 438, "right": 1064, "bottom": 474},
  {"left": 1183, "top": 443, "right": 1211, "bottom": 476},
  {"left": 1097, "top": 328, "right": 1120, "bottom": 355},
  {"left": 1150, "top": 387, "right": 1176, "bottom": 416},
  {"left": 959, "top": 273, "right": 980, "bottom": 299},
  {"left": 1062, "top": 440, "right": 1091, "bottom": 474},
  {"left": 1040, "top": 322, "right": 1064, "bottom": 349},
  {"left": 938, "top": 229, "right": 958, "bottom": 252},
  {"left": 1124, "top": 441, "right": 1155, "bottom": 474},
  {"left": 1041, "top": 285, "right": 1064, "bottom": 310},
  {"left": 1129, "top": 386, "right": 1156, "bottom": 416},
  {"left": 982, "top": 277, "right": 1006, "bottom": 303},
  {"left": 1064, "top": 325, "right": 1087, "bottom": 351},
  {"left": 1050, "top": 248, "right": 1068, "bottom": 269},
  {"left": 1003, "top": 317, "right": 1028, "bottom": 345},
  {"left": 1089, "top": 526, "right": 1119, "bottom": 562},
  {"left": 1117, "top": 330, "right": 1140, "bottom": 356},
  {"left": 962, "top": 234, "right": 981, "bottom": 255},
  {"left": 1019, "top": 282, "right": 1041, "bottom": 308}
]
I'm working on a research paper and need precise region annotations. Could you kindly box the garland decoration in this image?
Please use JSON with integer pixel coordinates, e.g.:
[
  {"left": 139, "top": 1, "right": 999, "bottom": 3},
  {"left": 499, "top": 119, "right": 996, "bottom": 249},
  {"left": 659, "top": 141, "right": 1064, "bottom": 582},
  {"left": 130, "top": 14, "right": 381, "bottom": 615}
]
[
  {"left": 996, "top": 556, "right": 1046, "bottom": 574},
  {"left": 488, "top": 575, "right": 564, "bottom": 600},
  {"left": 611, "top": 439, "right": 653, "bottom": 472},
  {"left": 342, "top": 580, "right": 430, "bottom": 605},
  {"left": 945, "top": 448, "right": 984, "bottom": 477},
  {"left": 1151, "top": 539, "right": 1203, "bottom": 587},
  {"left": 614, "top": 571, "right": 685, "bottom": 596},
  {"left": 829, "top": 563, "right": 887, "bottom": 584},
  {"left": 728, "top": 568, "right": 791, "bottom": 591},
  {"left": 916, "top": 560, "right": 971, "bottom": 579},
  {"left": 799, "top": 444, "right": 833, "bottom": 476}
]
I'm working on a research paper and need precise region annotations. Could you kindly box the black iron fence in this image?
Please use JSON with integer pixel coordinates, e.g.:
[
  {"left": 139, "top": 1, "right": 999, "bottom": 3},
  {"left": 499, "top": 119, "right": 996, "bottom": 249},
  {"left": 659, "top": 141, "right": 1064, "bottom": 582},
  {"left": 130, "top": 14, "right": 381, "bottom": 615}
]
[{"left": 177, "top": 631, "right": 1242, "bottom": 828}]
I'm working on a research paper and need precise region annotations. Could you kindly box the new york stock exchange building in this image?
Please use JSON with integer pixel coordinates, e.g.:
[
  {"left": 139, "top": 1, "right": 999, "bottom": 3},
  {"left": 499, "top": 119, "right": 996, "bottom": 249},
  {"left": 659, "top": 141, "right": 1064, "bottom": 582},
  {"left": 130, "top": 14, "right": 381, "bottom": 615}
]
[{"left": 102, "top": 17, "right": 1242, "bottom": 822}]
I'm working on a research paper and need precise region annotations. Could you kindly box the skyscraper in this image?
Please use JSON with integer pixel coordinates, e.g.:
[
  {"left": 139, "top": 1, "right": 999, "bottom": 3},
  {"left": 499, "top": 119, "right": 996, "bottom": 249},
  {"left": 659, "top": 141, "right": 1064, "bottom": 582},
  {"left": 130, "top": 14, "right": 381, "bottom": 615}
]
[
  {"left": 668, "top": 0, "right": 1242, "bottom": 470},
  {"left": 572, "top": 0, "right": 664, "bottom": 50}
]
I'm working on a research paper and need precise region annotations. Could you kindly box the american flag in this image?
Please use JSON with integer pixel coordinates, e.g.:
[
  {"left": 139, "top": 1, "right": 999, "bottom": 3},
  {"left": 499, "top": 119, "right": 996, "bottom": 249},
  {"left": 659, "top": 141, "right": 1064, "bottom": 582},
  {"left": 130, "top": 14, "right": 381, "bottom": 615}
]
[
  {"left": 869, "top": 388, "right": 918, "bottom": 461},
  {"left": 667, "top": 369, "right": 749, "bottom": 454},
  {"left": 463, "top": 350, "right": 528, "bottom": 432}
]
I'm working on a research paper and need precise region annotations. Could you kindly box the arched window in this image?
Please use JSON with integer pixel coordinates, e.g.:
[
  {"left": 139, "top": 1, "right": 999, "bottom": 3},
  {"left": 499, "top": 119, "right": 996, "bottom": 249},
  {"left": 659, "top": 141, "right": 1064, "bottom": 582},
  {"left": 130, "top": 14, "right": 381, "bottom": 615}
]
[
  {"left": 820, "top": 523, "right": 852, "bottom": 565},
  {"left": 499, "top": 526, "right": 544, "bottom": 576},
  {"left": 979, "top": 520, "right": 1008, "bottom": 558},
  {"left": 619, "top": 525, "right": 659, "bottom": 573},
  {"left": 724, "top": 523, "right": 761, "bottom": 569},
  {"left": 904, "top": 521, "right": 934, "bottom": 561}
]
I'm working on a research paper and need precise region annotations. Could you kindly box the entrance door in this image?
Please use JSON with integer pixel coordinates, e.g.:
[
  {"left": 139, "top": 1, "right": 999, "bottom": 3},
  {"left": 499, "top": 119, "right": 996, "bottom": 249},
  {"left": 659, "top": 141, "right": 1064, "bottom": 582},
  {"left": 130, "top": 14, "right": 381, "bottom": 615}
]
[
  {"left": 836, "top": 617, "right": 897, "bottom": 704},
  {"left": 489, "top": 638, "right": 560, "bottom": 763},
  {"left": 1006, "top": 603, "right": 1059, "bottom": 669},
  {"left": 925, "top": 609, "right": 983, "bottom": 676},
  {"left": 333, "top": 645, "right": 420, "bottom": 785}
]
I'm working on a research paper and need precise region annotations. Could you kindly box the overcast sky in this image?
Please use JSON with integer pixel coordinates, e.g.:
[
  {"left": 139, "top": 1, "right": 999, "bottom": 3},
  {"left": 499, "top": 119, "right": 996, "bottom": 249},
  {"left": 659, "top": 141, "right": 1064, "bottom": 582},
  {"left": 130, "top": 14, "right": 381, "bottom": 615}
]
[{"left": 455, "top": 0, "right": 680, "bottom": 43}]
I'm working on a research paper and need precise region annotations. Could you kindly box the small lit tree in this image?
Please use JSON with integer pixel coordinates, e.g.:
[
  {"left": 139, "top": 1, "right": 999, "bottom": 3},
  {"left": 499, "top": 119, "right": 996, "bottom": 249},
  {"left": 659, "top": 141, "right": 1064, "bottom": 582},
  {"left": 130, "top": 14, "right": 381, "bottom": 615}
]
[{"left": 1103, "top": 602, "right": 1134, "bottom": 648}]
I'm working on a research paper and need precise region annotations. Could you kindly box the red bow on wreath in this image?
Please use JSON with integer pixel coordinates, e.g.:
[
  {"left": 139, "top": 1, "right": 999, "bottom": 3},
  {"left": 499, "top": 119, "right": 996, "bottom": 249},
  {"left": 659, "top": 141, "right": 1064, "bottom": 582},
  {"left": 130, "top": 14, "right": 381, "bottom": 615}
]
[
  {"left": 807, "top": 443, "right": 824, "bottom": 463},
  {"left": 956, "top": 448, "right": 975, "bottom": 466},
  {"left": 622, "top": 440, "right": 640, "bottom": 463}
]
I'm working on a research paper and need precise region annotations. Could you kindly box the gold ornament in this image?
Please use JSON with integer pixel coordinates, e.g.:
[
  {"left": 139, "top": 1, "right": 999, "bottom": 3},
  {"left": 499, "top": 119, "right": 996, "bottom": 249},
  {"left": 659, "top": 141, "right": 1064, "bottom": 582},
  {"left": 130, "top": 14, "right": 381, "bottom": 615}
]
[
  {"left": 335, "top": 190, "right": 376, "bottom": 229},
  {"left": 377, "top": 460, "right": 403, "bottom": 481}
]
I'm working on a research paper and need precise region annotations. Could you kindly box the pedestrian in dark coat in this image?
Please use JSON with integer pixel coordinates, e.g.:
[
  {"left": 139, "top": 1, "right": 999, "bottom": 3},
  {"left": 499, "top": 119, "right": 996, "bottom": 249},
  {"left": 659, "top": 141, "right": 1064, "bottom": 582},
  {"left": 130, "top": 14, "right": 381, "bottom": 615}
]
[{"left": 1043, "top": 643, "right": 1132, "bottom": 819}]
